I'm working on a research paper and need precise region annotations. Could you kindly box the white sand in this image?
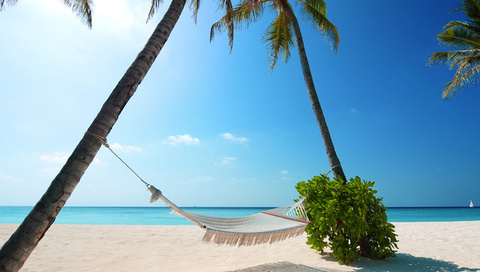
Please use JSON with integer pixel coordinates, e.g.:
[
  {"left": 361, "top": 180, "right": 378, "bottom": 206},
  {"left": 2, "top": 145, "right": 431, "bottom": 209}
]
[{"left": 1, "top": 222, "right": 479, "bottom": 271}]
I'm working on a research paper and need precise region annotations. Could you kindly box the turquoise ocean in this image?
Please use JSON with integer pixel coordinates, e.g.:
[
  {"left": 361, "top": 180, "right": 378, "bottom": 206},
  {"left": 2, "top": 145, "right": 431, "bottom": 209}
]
[{"left": 1, "top": 206, "right": 480, "bottom": 225}]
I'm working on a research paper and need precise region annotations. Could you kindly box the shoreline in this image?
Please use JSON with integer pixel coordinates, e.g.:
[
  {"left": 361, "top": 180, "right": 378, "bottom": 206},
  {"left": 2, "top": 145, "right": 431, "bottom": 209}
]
[{"left": 1, "top": 222, "right": 480, "bottom": 271}]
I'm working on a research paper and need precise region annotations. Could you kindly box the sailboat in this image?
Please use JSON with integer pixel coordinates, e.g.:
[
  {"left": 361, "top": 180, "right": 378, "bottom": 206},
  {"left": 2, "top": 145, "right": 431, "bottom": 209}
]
[{"left": 470, "top": 200, "right": 474, "bottom": 208}]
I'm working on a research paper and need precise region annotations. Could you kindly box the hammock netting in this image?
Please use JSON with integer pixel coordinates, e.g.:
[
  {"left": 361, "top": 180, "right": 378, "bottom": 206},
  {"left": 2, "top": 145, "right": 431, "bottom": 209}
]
[
  {"left": 147, "top": 185, "right": 309, "bottom": 246},
  {"left": 94, "top": 136, "right": 310, "bottom": 247}
]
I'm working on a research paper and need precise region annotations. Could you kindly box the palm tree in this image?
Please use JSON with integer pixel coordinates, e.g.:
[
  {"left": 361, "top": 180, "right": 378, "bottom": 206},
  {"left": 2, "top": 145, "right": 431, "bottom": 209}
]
[
  {"left": 428, "top": 0, "right": 480, "bottom": 100},
  {"left": 211, "top": 0, "right": 347, "bottom": 182},
  {"left": 0, "top": 0, "right": 220, "bottom": 270}
]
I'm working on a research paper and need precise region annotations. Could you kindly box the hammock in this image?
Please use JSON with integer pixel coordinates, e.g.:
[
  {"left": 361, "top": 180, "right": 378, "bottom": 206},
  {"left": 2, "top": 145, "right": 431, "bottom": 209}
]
[
  {"left": 91, "top": 133, "right": 310, "bottom": 247},
  {"left": 147, "top": 185, "right": 310, "bottom": 246}
]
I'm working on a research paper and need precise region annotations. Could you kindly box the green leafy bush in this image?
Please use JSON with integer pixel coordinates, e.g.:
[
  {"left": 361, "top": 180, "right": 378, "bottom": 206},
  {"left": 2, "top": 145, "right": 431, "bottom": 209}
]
[{"left": 296, "top": 174, "right": 398, "bottom": 264}]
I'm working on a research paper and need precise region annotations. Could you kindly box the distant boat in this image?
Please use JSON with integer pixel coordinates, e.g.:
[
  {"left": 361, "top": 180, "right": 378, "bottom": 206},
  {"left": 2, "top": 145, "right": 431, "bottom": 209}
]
[{"left": 470, "top": 200, "right": 474, "bottom": 208}]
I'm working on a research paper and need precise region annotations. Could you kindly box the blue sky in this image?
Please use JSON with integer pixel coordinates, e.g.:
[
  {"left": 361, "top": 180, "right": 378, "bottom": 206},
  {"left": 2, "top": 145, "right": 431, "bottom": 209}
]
[{"left": 1, "top": 0, "right": 479, "bottom": 207}]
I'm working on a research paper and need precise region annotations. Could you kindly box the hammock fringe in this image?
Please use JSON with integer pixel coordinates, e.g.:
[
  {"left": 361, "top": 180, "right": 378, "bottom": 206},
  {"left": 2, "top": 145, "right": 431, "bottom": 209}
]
[
  {"left": 203, "top": 225, "right": 307, "bottom": 246},
  {"left": 147, "top": 183, "right": 309, "bottom": 246}
]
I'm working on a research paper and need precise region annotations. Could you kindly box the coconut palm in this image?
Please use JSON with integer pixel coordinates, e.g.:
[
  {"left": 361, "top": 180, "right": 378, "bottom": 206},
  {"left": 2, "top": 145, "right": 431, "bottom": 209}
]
[
  {"left": 428, "top": 0, "right": 480, "bottom": 100},
  {"left": 211, "top": 0, "right": 346, "bottom": 182},
  {"left": 0, "top": 0, "right": 220, "bottom": 270}
]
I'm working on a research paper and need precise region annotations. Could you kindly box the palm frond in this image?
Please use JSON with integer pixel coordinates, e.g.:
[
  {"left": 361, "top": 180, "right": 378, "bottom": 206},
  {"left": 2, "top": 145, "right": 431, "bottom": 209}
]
[
  {"left": 232, "top": 0, "right": 266, "bottom": 29},
  {"left": 263, "top": 10, "right": 294, "bottom": 71},
  {"left": 147, "top": 0, "right": 163, "bottom": 22},
  {"left": 437, "top": 26, "right": 480, "bottom": 49},
  {"left": 430, "top": 0, "right": 480, "bottom": 98},
  {"left": 427, "top": 49, "right": 480, "bottom": 66},
  {"left": 299, "top": 0, "right": 339, "bottom": 52},
  {"left": 210, "top": 0, "right": 266, "bottom": 51},
  {"left": 191, "top": 0, "right": 201, "bottom": 23},
  {"left": 0, "top": 0, "right": 17, "bottom": 11},
  {"left": 443, "top": 20, "right": 480, "bottom": 34},
  {"left": 429, "top": 50, "right": 480, "bottom": 99},
  {"left": 460, "top": 0, "right": 480, "bottom": 22},
  {"left": 63, "top": 0, "right": 94, "bottom": 28},
  {"left": 209, "top": 0, "right": 234, "bottom": 50},
  {"left": 443, "top": 63, "right": 480, "bottom": 99}
]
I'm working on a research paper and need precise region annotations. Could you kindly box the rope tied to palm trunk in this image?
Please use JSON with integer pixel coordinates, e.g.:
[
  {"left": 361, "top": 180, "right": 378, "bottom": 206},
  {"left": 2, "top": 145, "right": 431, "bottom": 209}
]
[{"left": 84, "top": 131, "right": 162, "bottom": 203}]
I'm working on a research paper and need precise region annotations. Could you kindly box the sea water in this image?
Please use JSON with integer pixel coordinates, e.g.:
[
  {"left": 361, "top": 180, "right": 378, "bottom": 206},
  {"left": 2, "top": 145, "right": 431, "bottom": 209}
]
[{"left": 1, "top": 206, "right": 480, "bottom": 225}]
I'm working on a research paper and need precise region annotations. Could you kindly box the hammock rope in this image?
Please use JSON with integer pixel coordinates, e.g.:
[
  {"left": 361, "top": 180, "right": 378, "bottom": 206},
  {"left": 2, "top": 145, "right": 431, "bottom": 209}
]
[{"left": 91, "top": 132, "right": 310, "bottom": 246}]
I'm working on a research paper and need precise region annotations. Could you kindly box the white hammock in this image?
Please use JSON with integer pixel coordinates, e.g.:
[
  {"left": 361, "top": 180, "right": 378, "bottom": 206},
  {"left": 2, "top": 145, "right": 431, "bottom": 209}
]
[
  {"left": 96, "top": 138, "right": 309, "bottom": 247},
  {"left": 147, "top": 185, "right": 310, "bottom": 246}
]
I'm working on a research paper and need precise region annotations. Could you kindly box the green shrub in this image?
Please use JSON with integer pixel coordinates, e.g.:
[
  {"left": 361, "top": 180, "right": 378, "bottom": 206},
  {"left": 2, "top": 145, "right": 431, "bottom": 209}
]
[{"left": 296, "top": 174, "right": 398, "bottom": 264}]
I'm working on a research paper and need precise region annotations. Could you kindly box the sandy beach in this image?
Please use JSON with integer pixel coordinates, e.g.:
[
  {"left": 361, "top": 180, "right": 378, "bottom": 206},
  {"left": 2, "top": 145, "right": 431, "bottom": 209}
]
[{"left": 1, "top": 222, "right": 479, "bottom": 272}]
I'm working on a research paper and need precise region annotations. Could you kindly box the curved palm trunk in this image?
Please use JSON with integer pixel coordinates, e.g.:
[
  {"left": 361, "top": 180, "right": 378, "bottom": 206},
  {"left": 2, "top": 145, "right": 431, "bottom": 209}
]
[
  {"left": 0, "top": 0, "right": 186, "bottom": 270},
  {"left": 278, "top": 1, "right": 373, "bottom": 255},
  {"left": 280, "top": 1, "right": 346, "bottom": 183}
]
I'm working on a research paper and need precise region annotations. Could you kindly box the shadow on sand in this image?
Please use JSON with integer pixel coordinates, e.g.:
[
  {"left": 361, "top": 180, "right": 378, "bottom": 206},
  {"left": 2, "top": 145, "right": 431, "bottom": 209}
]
[
  {"left": 349, "top": 253, "right": 479, "bottom": 272},
  {"left": 228, "top": 254, "right": 479, "bottom": 272}
]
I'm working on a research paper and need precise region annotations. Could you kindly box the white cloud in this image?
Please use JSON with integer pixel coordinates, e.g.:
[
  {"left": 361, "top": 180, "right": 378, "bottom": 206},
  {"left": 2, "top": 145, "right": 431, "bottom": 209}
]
[
  {"left": 92, "top": 158, "right": 102, "bottom": 165},
  {"left": 39, "top": 152, "right": 69, "bottom": 164},
  {"left": 281, "top": 170, "right": 289, "bottom": 175},
  {"left": 215, "top": 156, "right": 237, "bottom": 167},
  {"left": 348, "top": 108, "right": 358, "bottom": 114},
  {"left": 110, "top": 142, "right": 142, "bottom": 152},
  {"left": 165, "top": 134, "right": 200, "bottom": 146},
  {"left": 221, "top": 133, "right": 249, "bottom": 144}
]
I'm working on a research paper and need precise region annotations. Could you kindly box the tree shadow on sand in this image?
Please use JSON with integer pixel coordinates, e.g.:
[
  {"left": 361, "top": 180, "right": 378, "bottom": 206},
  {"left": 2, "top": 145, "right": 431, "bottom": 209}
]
[{"left": 345, "top": 253, "right": 479, "bottom": 272}]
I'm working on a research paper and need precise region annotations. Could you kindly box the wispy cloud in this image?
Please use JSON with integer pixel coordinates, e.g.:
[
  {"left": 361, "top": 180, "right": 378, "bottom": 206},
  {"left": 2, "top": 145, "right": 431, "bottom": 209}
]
[
  {"left": 0, "top": 172, "right": 20, "bottom": 183},
  {"left": 40, "top": 167, "right": 63, "bottom": 173},
  {"left": 164, "top": 134, "right": 200, "bottom": 146},
  {"left": 348, "top": 108, "right": 358, "bottom": 114},
  {"left": 229, "top": 177, "right": 257, "bottom": 183},
  {"left": 39, "top": 152, "right": 68, "bottom": 164},
  {"left": 39, "top": 152, "right": 68, "bottom": 174},
  {"left": 221, "top": 133, "right": 249, "bottom": 144},
  {"left": 110, "top": 143, "right": 142, "bottom": 152},
  {"left": 186, "top": 176, "right": 215, "bottom": 184},
  {"left": 39, "top": 152, "right": 101, "bottom": 169},
  {"left": 215, "top": 156, "right": 237, "bottom": 167},
  {"left": 280, "top": 170, "right": 290, "bottom": 180}
]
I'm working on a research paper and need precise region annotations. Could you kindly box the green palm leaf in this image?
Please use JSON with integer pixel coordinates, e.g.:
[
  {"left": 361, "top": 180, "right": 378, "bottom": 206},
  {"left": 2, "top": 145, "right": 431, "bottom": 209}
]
[
  {"left": 444, "top": 63, "right": 480, "bottom": 99},
  {"left": 264, "top": 9, "right": 294, "bottom": 70},
  {"left": 455, "top": 0, "right": 480, "bottom": 23},
  {"left": 63, "top": 0, "right": 94, "bottom": 28},
  {"left": 428, "top": 49, "right": 480, "bottom": 66},
  {"left": 438, "top": 26, "right": 480, "bottom": 49},
  {"left": 210, "top": 0, "right": 265, "bottom": 51},
  {"left": 443, "top": 20, "right": 480, "bottom": 34},
  {"left": 191, "top": 0, "right": 201, "bottom": 22},
  {"left": 430, "top": 0, "right": 480, "bottom": 98},
  {"left": 299, "top": 0, "right": 338, "bottom": 52}
]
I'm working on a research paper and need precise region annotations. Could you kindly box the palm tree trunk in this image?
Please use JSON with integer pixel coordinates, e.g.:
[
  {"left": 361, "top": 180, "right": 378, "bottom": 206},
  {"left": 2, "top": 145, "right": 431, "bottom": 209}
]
[
  {"left": 280, "top": 1, "right": 346, "bottom": 183},
  {"left": 0, "top": 0, "right": 186, "bottom": 270}
]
